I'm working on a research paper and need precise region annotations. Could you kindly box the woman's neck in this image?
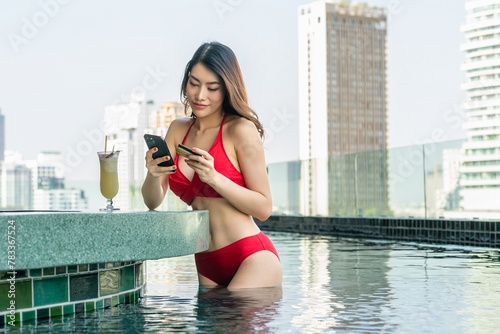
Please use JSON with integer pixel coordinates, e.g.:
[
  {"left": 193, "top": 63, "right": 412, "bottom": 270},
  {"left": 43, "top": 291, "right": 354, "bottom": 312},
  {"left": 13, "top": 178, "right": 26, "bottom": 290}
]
[{"left": 194, "top": 113, "right": 224, "bottom": 132}]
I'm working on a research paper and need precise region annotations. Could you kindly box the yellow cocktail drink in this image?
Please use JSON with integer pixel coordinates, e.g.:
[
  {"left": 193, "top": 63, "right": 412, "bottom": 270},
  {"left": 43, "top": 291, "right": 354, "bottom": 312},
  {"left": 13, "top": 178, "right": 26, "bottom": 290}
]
[
  {"left": 99, "top": 159, "right": 118, "bottom": 199},
  {"left": 98, "top": 151, "right": 120, "bottom": 211}
]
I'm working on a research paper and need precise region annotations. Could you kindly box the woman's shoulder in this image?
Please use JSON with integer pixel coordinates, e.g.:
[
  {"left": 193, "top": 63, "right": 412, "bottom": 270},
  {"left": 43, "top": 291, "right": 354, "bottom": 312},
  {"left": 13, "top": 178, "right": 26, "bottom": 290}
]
[
  {"left": 171, "top": 116, "right": 193, "bottom": 126},
  {"left": 166, "top": 117, "right": 194, "bottom": 143},
  {"left": 169, "top": 117, "right": 194, "bottom": 132},
  {"left": 225, "top": 115, "right": 258, "bottom": 137}
]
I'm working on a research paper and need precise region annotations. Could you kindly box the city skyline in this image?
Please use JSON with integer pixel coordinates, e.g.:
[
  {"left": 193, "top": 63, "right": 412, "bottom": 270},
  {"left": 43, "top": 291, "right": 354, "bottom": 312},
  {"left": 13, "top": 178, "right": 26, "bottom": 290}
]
[{"left": 0, "top": 0, "right": 466, "bottom": 182}]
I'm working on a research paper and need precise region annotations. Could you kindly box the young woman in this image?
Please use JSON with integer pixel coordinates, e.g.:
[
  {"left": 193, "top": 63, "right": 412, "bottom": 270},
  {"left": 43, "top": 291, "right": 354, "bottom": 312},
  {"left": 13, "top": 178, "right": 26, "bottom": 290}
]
[{"left": 141, "top": 42, "right": 282, "bottom": 290}]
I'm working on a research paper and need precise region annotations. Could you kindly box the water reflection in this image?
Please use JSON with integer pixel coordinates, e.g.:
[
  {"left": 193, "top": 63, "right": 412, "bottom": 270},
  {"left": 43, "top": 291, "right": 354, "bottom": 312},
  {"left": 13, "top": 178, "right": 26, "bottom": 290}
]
[
  {"left": 327, "top": 241, "right": 394, "bottom": 332},
  {"left": 196, "top": 287, "right": 282, "bottom": 333},
  {"left": 144, "top": 255, "right": 283, "bottom": 333},
  {"left": 281, "top": 235, "right": 394, "bottom": 332},
  {"left": 3, "top": 233, "right": 500, "bottom": 333},
  {"left": 289, "top": 237, "right": 340, "bottom": 330}
]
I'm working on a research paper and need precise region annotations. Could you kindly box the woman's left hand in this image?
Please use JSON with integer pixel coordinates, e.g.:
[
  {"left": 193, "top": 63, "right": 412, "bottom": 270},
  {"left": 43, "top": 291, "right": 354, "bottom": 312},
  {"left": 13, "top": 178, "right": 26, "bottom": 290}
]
[{"left": 184, "top": 148, "right": 218, "bottom": 184}]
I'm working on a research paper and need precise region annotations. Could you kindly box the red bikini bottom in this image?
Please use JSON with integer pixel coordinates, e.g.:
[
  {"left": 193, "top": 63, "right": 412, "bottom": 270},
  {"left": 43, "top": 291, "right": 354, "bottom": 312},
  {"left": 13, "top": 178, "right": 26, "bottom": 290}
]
[{"left": 195, "top": 232, "right": 280, "bottom": 287}]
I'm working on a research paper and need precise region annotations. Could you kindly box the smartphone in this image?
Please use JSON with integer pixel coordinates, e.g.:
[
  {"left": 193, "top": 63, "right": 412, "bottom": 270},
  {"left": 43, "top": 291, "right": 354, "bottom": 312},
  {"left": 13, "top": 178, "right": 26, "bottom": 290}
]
[
  {"left": 143, "top": 134, "right": 174, "bottom": 167},
  {"left": 176, "top": 143, "right": 202, "bottom": 157}
]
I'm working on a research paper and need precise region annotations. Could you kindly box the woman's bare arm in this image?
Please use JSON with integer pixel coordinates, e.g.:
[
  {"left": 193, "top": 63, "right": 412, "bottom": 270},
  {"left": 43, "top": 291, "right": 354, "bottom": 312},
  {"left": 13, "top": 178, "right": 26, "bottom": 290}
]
[
  {"left": 188, "top": 118, "right": 272, "bottom": 220},
  {"left": 141, "top": 124, "right": 179, "bottom": 210}
]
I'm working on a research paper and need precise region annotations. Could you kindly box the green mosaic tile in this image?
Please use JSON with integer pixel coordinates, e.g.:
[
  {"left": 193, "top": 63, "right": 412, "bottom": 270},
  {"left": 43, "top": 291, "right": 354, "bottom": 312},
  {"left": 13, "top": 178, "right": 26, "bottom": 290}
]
[
  {"left": 119, "top": 293, "right": 125, "bottom": 304},
  {"left": 75, "top": 303, "right": 84, "bottom": 314},
  {"left": 52, "top": 316, "right": 64, "bottom": 323},
  {"left": 96, "top": 299, "right": 104, "bottom": 310},
  {"left": 50, "top": 306, "right": 62, "bottom": 317},
  {"left": 70, "top": 273, "right": 98, "bottom": 301},
  {"left": 16, "top": 271, "right": 28, "bottom": 279},
  {"left": 37, "top": 308, "right": 49, "bottom": 319},
  {"left": 130, "top": 291, "right": 136, "bottom": 303},
  {"left": 2, "top": 312, "right": 19, "bottom": 325},
  {"left": 42, "top": 267, "right": 54, "bottom": 276},
  {"left": 0, "top": 279, "right": 32, "bottom": 310},
  {"left": 131, "top": 291, "right": 137, "bottom": 303},
  {"left": 124, "top": 292, "right": 130, "bottom": 304},
  {"left": 63, "top": 304, "right": 74, "bottom": 315},
  {"left": 13, "top": 280, "right": 32, "bottom": 309},
  {"left": 67, "top": 266, "right": 78, "bottom": 273},
  {"left": 34, "top": 276, "right": 68, "bottom": 307},
  {"left": 99, "top": 263, "right": 105, "bottom": 269},
  {"left": 100, "top": 269, "right": 119, "bottom": 296},
  {"left": 22, "top": 310, "right": 36, "bottom": 322},
  {"left": 0, "top": 271, "right": 23, "bottom": 280},
  {"left": 78, "top": 264, "right": 88, "bottom": 272},
  {"left": 85, "top": 301, "right": 95, "bottom": 312},
  {"left": 104, "top": 298, "right": 111, "bottom": 308},
  {"left": 112, "top": 295, "right": 119, "bottom": 306},
  {"left": 0, "top": 282, "right": 14, "bottom": 311},
  {"left": 120, "top": 265, "right": 134, "bottom": 291},
  {"left": 55, "top": 267, "right": 66, "bottom": 275},
  {"left": 30, "top": 269, "right": 42, "bottom": 277},
  {"left": 89, "top": 264, "right": 98, "bottom": 271}
]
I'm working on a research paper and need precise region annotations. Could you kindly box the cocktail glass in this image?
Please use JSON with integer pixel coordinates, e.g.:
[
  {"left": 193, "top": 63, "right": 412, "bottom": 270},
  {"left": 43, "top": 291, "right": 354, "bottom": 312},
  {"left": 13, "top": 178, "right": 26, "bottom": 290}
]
[{"left": 98, "top": 151, "right": 120, "bottom": 212}]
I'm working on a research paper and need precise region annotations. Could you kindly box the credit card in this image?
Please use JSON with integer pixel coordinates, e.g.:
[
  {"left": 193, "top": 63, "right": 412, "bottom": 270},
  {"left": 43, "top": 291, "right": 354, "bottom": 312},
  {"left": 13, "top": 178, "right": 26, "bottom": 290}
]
[{"left": 176, "top": 144, "right": 201, "bottom": 157}]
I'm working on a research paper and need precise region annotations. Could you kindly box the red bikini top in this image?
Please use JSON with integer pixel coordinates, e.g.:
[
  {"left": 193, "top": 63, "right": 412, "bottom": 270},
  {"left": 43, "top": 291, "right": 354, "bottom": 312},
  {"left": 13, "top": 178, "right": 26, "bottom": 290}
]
[{"left": 168, "top": 117, "right": 246, "bottom": 205}]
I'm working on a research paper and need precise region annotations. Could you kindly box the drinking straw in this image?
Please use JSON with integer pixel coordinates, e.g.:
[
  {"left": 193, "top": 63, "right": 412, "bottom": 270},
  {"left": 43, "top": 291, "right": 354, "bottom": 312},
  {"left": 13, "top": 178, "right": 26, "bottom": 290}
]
[
  {"left": 105, "top": 145, "right": 115, "bottom": 158},
  {"left": 104, "top": 135, "right": 108, "bottom": 153}
]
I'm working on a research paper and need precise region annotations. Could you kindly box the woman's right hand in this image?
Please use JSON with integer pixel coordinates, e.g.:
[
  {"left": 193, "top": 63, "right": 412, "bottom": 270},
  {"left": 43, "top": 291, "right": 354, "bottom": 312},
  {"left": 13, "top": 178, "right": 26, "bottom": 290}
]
[{"left": 145, "top": 147, "right": 177, "bottom": 178}]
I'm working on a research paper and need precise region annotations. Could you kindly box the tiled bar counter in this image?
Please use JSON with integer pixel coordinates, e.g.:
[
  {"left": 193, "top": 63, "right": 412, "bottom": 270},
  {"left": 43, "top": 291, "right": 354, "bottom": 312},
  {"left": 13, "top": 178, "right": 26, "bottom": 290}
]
[{"left": 0, "top": 210, "right": 209, "bottom": 326}]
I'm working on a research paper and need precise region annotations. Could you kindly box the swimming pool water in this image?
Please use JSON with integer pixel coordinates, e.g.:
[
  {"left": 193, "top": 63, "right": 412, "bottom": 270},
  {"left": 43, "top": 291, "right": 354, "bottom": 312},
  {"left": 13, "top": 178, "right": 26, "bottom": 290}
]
[{"left": 4, "top": 232, "right": 500, "bottom": 333}]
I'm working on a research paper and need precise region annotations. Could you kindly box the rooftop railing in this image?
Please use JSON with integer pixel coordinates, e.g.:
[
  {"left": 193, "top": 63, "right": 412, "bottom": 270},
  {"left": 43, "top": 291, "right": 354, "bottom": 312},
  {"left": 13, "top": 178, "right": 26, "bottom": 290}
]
[{"left": 267, "top": 138, "right": 500, "bottom": 220}]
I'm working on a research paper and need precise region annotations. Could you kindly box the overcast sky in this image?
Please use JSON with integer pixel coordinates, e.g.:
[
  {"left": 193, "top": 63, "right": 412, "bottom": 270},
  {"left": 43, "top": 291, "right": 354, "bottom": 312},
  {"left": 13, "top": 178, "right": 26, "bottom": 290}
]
[{"left": 0, "top": 0, "right": 466, "bottom": 182}]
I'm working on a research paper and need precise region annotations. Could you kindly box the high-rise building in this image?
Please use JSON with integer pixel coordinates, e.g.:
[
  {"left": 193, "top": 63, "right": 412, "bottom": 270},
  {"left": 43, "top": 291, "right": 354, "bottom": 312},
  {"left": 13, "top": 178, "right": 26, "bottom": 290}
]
[
  {"left": 37, "top": 151, "right": 65, "bottom": 190},
  {"left": 459, "top": 0, "right": 500, "bottom": 213},
  {"left": 298, "top": 0, "right": 389, "bottom": 216},
  {"left": 148, "top": 101, "right": 185, "bottom": 138},
  {"left": 438, "top": 148, "right": 462, "bottom": 216},
  {"left": 32, "top": 151, "right": 88, "bottom": 210},
  {"left": 34, "top": 188, "right": 87, "bottom": 211},
  {"left": 0, "top": 151, "right": 34, "bottom": 210}
]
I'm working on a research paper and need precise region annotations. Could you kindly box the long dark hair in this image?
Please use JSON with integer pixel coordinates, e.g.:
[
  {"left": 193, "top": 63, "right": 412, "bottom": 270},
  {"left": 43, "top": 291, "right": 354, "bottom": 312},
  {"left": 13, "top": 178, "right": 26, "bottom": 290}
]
[{"left": 180, "top": 41, "right": 264, "bottom": 138}]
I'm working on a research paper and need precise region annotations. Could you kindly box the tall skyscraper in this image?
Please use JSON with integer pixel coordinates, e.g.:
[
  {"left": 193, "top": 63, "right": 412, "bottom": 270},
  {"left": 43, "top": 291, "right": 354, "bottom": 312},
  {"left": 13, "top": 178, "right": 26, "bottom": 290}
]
[
  {"left": 459, "top": 1, "right": 500, "bottom": 214},
  {"left": 0, "top": 151, "right": 33, "bottom": 210},
  {"left": 298, "top": 0, "right": 389, "bottom": 216}
]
